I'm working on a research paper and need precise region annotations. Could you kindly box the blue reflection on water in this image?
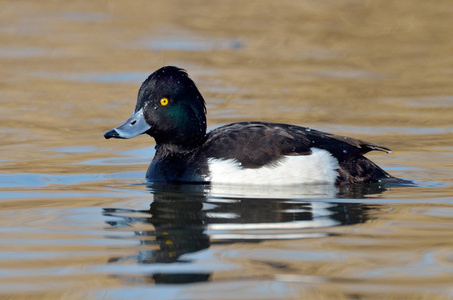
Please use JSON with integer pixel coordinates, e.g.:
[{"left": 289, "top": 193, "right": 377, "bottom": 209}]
[
  {"left": 32, "top": 71, "right": 150, "bottom": 83},
  {"left": 137, "top": 28, "right": 244, "bottom": 52}
]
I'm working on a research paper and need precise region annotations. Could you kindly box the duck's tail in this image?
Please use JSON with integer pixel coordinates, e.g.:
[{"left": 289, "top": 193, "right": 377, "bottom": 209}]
[{"left": 336, "top": 156, "right": 409, "bottom": 184}]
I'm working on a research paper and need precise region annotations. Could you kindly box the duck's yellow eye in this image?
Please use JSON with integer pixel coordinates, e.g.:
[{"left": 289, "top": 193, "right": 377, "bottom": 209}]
[{"left": 160, "top": 98, "right": 169, "bottom": 106}]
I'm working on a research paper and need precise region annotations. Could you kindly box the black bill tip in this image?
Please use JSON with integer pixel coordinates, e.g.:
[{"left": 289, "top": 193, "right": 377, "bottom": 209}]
[{"left": 104, "top": 129, "right": 120, "bottom": 139}]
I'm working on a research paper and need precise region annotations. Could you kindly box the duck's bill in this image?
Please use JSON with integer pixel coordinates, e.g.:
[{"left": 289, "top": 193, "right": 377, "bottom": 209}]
[{"left": 104, "top": 108, "right": 151, "bottom": 139}]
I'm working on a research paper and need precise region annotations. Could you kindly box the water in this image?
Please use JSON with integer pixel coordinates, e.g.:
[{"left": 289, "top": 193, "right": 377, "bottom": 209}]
[{"left": 1, "top": 0, "right": 453, "bottom": 299}]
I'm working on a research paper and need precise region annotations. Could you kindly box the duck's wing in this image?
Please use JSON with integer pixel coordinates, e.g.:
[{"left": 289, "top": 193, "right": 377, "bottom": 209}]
[
  {"left": 313, "top": 130, "right": 391, "bottom": 155},
  {"left": 199, "top": 122, "right": 390, "bottom": 169},
  {"left": 303, "top": 128, "right": 391, "bottom": 159}
]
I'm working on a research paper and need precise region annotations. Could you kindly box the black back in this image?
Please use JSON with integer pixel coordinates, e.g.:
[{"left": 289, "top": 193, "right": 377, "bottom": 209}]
[{"left": 195, "top": 122, "right": 392, "bottom": 184}]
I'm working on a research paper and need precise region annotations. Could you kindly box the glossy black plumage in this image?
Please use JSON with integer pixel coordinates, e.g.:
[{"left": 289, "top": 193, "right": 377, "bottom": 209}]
[{"left": 105, "top": 66, "right": 397, "bottom": 184}]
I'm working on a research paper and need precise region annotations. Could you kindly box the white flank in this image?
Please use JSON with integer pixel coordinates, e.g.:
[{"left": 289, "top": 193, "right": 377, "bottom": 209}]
[{"left": 207, "top": 148, "right": 339, "bottom": 185}]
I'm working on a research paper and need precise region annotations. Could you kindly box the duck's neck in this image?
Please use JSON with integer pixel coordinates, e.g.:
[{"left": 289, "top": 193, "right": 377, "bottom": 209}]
[
  {"left": 154, "top": 137, "right": 206, "bottom": 159},
  {"left": 152, "top": 119, "right": 207, "bottom": 158}
]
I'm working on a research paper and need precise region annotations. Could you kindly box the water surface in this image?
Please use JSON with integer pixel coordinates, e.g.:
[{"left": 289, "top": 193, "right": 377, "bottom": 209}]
[{"left": 1, "top": 1, "right": 453, "bottom": 299}]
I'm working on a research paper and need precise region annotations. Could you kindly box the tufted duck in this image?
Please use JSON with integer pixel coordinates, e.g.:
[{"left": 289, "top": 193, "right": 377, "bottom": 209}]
[{"left": 105, "top": 66, "right": 397, "bottom": 185}]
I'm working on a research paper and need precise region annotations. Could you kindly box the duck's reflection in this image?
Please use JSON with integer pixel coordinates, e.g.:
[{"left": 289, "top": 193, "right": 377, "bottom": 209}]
[{"left": 103, "top": 182, "right": 389, "bottom": 284}]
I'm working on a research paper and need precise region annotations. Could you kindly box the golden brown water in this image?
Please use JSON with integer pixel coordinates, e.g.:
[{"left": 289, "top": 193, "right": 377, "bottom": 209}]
[{"left": 1, "top": 0, "right": 453, "bottom": 299}]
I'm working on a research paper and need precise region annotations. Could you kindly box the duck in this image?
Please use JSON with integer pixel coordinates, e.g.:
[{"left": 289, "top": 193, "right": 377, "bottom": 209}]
[{"left": 104, "top": 66, "right": 396, "bottom": 185}]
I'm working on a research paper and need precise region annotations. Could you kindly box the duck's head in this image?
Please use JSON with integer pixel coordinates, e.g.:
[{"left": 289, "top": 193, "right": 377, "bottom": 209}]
[{"left": 104, "top": 66, "right": 207, "bottom": 148}]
